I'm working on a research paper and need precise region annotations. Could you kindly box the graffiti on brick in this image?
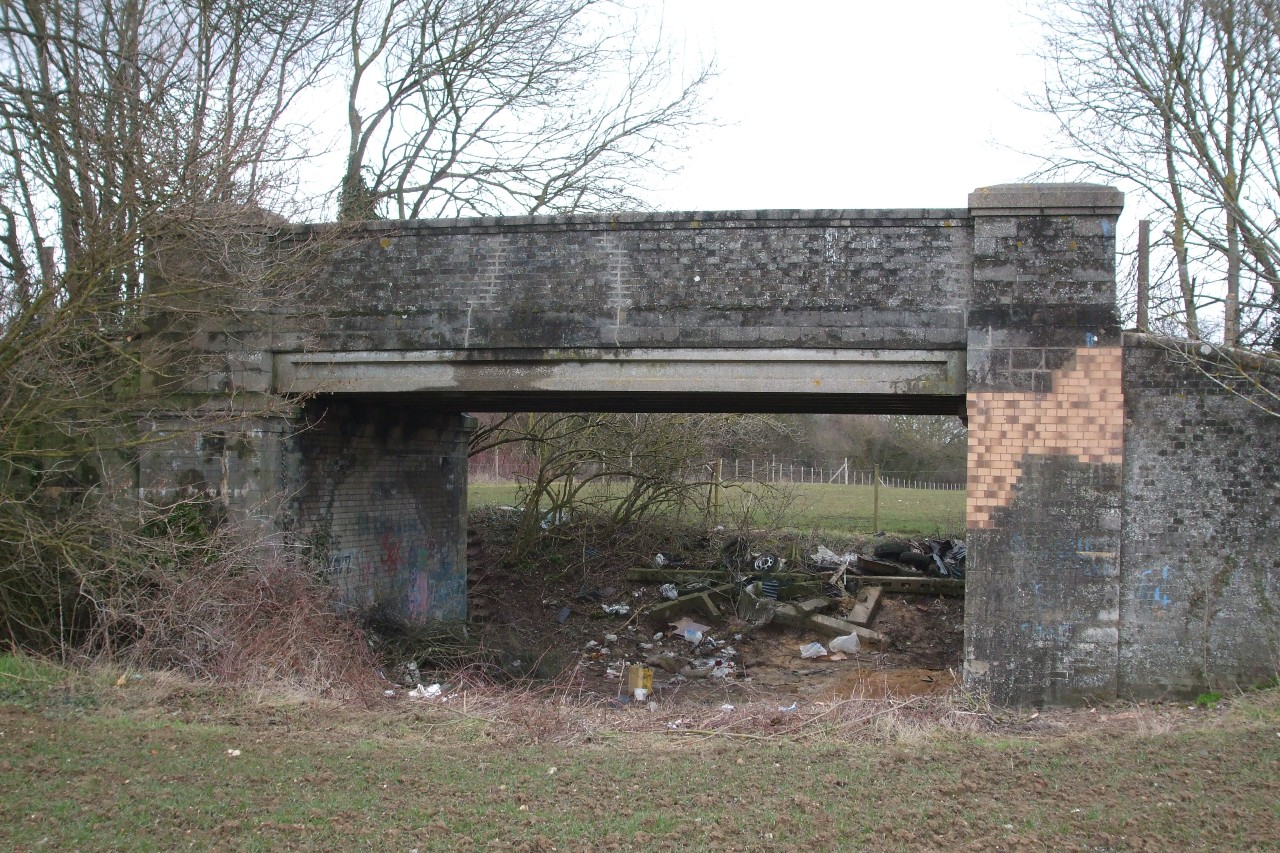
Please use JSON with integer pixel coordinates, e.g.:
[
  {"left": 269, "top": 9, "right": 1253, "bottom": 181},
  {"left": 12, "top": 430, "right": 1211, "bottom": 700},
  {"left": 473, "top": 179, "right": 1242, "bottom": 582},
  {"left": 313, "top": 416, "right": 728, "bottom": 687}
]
[
  {"left": 1133, "top": 565, "right": 1173, "bottom": 614},
  {"left": 329, "top": 533, "right": 464, "bottom": 621}
]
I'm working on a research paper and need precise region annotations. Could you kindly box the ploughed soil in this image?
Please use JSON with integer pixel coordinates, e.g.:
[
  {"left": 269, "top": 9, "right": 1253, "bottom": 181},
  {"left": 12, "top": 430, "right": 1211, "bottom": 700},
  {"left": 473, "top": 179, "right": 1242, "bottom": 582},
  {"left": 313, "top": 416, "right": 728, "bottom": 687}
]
[{"left": 463, "top": 512, "right": 965, "bottom": 707}]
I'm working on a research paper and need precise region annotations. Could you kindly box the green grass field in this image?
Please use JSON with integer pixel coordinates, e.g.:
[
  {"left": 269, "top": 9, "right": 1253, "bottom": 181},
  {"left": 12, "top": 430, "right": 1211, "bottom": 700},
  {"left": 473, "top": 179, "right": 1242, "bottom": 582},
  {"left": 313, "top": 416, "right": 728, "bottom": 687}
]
[
  {"left": 3, "top": 656, "right": 1278, "bottom": 852},
  {"left": 470, "top": 480, "right": 966, "bottom": 538}
]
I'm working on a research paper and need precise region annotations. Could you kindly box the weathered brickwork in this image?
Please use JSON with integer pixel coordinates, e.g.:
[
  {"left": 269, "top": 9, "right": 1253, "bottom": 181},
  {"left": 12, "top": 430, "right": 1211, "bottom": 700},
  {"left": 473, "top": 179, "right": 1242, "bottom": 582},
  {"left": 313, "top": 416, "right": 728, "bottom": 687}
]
[
  {"left": 280, "top": 210, "right": 974, "bottom": 355},
  {"left": 290, "top": 402, "right": 473, "bottom": 621},
  {"left": 137, "top": 411, "right": 295, "bottom": 533},
  {"left": 1120, "top": 335, "right": 1280, "bottom": 697},
  {"left": 962, "top": 185, "right": 1127, "bottom": 706},
  {"left": 967, "top": 347, "right": 1124, "bottom": 528},
  {"left": 140, "top": 184, "right": 1280, "bottom": 705}
]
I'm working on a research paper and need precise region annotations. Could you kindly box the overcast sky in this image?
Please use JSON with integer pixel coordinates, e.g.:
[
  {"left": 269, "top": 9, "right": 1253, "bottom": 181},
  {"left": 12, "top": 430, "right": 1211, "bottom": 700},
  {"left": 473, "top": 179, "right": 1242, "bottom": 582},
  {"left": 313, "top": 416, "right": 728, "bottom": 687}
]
[{"left": 645, "top": 0, "right": 1060, "bottom": 212}]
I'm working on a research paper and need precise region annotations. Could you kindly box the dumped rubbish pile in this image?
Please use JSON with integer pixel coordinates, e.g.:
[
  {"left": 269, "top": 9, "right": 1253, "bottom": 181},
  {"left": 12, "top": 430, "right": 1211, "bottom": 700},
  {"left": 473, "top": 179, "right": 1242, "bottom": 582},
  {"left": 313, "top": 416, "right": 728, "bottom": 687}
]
[{"left": 564, "top": 536, "right": 966, "bottom": 702}]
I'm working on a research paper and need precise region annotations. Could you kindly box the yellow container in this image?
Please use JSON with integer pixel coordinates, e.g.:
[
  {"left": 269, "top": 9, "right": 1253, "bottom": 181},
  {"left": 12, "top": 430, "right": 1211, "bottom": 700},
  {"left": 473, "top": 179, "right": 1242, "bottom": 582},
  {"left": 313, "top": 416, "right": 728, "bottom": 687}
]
[{"left": 626, "top": 665, "right": 653, "bottom": 692}]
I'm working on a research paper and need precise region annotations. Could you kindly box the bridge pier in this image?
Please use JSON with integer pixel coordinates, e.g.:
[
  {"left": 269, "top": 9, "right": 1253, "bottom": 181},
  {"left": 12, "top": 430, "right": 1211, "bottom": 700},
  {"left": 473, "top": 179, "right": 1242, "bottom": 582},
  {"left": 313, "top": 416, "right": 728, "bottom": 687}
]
[
  {"left": 962, "top": 184, "right": 1126, "bottom": 705},
  {"left": 290, "top": 402, "right": 474, "bottom": 622}
]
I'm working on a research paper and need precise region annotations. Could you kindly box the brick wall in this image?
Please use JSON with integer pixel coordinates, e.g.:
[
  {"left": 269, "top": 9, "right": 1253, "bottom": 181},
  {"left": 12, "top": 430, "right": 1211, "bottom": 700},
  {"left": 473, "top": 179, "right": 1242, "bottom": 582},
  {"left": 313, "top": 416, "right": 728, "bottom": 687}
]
[
  {"left": 290, "top": 401, "right": 473, "bottom": 622},
  {"left": 137, "top": 412, "right": 294, "bottom": 534},
  {"left": 276, "top": 209, "right": 974, "bottom": 355},
  {"left": 1120, "top": 335, "right": 1280, "bottom": 696},
  {"left": 963, "top": 184, "right": 1127, "bottom": 706},
  {"left": 968, "top": 347, "right": 1124, "bottom": 528}
]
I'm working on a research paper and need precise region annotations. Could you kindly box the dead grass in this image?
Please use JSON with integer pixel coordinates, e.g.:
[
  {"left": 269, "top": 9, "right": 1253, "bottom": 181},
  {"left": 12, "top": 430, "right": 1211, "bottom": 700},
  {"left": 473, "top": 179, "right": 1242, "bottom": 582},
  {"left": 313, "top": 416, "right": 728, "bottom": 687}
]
[{"left": 82, "top": 546, "right": 379, "bottom": 702}]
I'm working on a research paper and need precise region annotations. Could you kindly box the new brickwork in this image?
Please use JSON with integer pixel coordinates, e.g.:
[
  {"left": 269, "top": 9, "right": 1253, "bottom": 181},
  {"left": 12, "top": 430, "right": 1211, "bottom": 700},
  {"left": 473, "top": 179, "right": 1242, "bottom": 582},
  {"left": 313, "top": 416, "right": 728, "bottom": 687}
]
[{"left": 967, "top": 346, "right": 1124, "bottom": 528}]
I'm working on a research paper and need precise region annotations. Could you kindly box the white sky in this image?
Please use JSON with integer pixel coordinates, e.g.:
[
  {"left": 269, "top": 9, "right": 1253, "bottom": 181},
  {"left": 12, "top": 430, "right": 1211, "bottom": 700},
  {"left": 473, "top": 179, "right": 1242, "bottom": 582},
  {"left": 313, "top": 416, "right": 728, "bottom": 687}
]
[{"left": 645, "top": 0, "right": 1059, "bottom": 212}]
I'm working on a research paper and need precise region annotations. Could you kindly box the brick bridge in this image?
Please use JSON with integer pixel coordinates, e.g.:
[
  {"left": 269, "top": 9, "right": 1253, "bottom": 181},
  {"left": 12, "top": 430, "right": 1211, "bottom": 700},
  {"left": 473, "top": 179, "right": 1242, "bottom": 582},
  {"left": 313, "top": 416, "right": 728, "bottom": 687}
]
[{"left": 141, "top": 184, "right": 1280, "bottom": 706}]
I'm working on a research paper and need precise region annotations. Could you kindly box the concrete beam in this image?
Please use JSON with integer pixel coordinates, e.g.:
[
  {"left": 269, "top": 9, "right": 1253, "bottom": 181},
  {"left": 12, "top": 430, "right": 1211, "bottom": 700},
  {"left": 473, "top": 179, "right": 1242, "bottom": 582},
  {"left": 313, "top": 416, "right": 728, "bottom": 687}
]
[{"left": 273, "top": 347, "right": 966, "bottom": 398}]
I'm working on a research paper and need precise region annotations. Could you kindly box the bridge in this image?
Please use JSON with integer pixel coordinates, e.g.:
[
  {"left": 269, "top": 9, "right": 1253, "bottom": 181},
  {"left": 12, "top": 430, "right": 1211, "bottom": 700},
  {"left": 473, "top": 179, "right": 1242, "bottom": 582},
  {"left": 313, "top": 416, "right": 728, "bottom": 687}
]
[{"left": 138, "top": 183, "right": 1280, "bottom": 706}]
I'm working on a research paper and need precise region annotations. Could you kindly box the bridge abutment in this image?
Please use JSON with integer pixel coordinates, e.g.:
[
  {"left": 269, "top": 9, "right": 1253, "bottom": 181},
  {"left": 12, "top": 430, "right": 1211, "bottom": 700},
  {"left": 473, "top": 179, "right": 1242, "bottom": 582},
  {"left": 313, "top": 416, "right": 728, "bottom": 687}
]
[{"left": 963, "top": 184, "right": 1126, "bottom": 705}]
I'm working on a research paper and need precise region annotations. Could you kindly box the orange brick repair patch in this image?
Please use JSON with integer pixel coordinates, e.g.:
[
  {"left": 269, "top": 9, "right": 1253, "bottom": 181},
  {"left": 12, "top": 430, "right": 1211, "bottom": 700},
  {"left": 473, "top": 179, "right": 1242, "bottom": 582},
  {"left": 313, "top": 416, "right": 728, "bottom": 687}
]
[{"left": 967, "top": 347, "right": 1123, "bottom": 529}]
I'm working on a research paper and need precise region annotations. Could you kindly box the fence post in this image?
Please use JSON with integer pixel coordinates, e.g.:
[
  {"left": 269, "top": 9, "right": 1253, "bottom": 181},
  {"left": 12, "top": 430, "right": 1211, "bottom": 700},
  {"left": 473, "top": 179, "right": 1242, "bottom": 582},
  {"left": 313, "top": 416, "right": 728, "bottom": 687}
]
[
  {"left": 1137, "top": 218, "right": 1150, "bottom": 332},
  {"left": 872, "top": 464, "right": 880, "bottom": 533}
]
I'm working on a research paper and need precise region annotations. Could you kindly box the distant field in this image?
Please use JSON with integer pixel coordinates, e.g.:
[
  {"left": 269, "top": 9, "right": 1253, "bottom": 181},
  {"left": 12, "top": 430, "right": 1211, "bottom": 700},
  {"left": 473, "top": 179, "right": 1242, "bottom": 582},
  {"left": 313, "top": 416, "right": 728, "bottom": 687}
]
[{"left": 469, "top": 480, "right": 965, "bottom": 538}]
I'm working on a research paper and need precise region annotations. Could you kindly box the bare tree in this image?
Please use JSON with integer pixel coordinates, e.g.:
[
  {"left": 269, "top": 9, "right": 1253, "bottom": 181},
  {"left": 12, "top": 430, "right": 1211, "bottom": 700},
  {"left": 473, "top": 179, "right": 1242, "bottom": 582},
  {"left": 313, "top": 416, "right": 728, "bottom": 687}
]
[
  {"left": 337, "top": 0, "right": 711, "bottom": 219},
  {"left": 470, "top": 411, "right": 783, "bottom": 566},
  {"left": 1032, "top": 0, "right": 1279, "bottom": 349},
  {"left": 0, "top": 0, "right": 341, "bottom": 649}
]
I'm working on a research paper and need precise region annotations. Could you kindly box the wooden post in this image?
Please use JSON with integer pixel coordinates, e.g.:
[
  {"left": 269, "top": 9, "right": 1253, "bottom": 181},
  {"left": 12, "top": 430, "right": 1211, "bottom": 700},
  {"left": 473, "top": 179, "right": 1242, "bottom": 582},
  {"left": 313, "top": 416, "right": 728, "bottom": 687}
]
[
  {"left": 1137, "top": 219, "right": 1150, "bottom": 332},
  {"left": 872, "top": 464, "right": 881, "bottom": 533}
]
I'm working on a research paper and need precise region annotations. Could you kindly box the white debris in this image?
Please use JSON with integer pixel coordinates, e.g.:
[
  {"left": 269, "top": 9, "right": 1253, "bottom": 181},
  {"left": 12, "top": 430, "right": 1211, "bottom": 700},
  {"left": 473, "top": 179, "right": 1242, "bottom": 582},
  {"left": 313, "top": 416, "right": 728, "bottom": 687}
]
[
  {"left": 799, "top": 642, "right": 828, "bottom": 659},
  {"left": 408, "top": 683, "right": 443, "bottom": 699}
]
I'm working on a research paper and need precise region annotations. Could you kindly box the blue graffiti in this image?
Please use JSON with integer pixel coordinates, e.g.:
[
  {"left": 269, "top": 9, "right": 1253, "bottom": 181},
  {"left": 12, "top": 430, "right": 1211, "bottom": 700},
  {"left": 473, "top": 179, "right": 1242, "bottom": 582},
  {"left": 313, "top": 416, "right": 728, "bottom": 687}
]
[{"left": 1135, "top": 565, "right": 1174, "bottom": 611}]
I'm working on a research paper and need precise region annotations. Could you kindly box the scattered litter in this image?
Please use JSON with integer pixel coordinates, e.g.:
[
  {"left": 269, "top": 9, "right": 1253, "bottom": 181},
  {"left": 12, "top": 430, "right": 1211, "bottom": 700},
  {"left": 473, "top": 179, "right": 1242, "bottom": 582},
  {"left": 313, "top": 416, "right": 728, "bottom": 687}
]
[
  {"left": 778, "top": 702, "right": 798, "bottom": 712},
  {"left": 654, "top": 552, "right": 687, "bottom": 567},
  {"left": 653, "top": 632, "right": 664, "bottom": 641},
  {"left": 754, "top": 553, "right": 783, "bottom": 573},
  {"left": 671, "top": 616, "right": 710, "bottom": 647},
  {"left": 408, "top": 683, "right": 442, "bottom": 699},
  {"left": 604, "top": 633, "right": 618, "bottom": 643},
  {"left": 671, "top": 617, "right": 711, "bottom": 635},
  {"left": 556, "top": 606, "right": 571, "bottom": 624},
  {"left": 800, "top": 642, "right": 828, "bottom": 659},
  {"left": 540, "top": 510, "right": 569, "bottom": 529},
  {"left": 660, "top": 583, "right": 680, "bottom": 600},
  {"left": 383, "top": 689, "right": 396, "bottom": 697},
  {"left": 626, "top": 665, "right": 653, "bottom": 697},
  {"left": 399, "top": 661, "right": 421, "bottom": 687},
  {"left": 809, "top": 545, "right": 858, "bottom": 569},
  {"left": 707, "top": 660, "right": 734, "bottom": 678},
  {"left": 602, "top": 603, "right": 631, "bottom": 616},
  {"left": 225, "top": 749, "right": 242, "bottom": 757},
  {"left": 830, "top": 634, "right": 861, "bottom": 654},
  {"left": 720, "top": 703, "right": 735, "bottom": 712}
]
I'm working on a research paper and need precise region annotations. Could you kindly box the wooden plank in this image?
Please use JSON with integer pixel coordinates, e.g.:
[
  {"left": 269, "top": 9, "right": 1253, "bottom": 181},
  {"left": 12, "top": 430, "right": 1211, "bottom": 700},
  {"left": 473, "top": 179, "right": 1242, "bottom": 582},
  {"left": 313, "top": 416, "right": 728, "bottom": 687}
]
[
  {"left": 856, "top": 576, "right": 964, "bottom": 596},
  {"left": 627, "top": 567, "right": 727, "bottom": 584},
  {"left": 627, "top": 567, "right": 820, "bottom": 585}
]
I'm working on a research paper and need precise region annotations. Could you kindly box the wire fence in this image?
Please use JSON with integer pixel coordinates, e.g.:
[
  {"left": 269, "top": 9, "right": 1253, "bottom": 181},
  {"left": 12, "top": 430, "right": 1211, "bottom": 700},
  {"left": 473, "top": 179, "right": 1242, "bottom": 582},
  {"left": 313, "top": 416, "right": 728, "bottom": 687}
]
[
  {"left": 469, "top": 449, "right": 964, "bottom": 491},
  {"left": 717, "top": 458, "right": 964, "bottom": 491}
]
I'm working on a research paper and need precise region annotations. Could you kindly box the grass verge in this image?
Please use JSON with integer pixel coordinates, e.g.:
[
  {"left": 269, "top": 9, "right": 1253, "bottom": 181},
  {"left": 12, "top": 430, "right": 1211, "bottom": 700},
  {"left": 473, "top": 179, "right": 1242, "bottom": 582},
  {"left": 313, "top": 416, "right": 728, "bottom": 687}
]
[{"left": 2, "top": 657, "right": 1277, "bottom": 852}]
